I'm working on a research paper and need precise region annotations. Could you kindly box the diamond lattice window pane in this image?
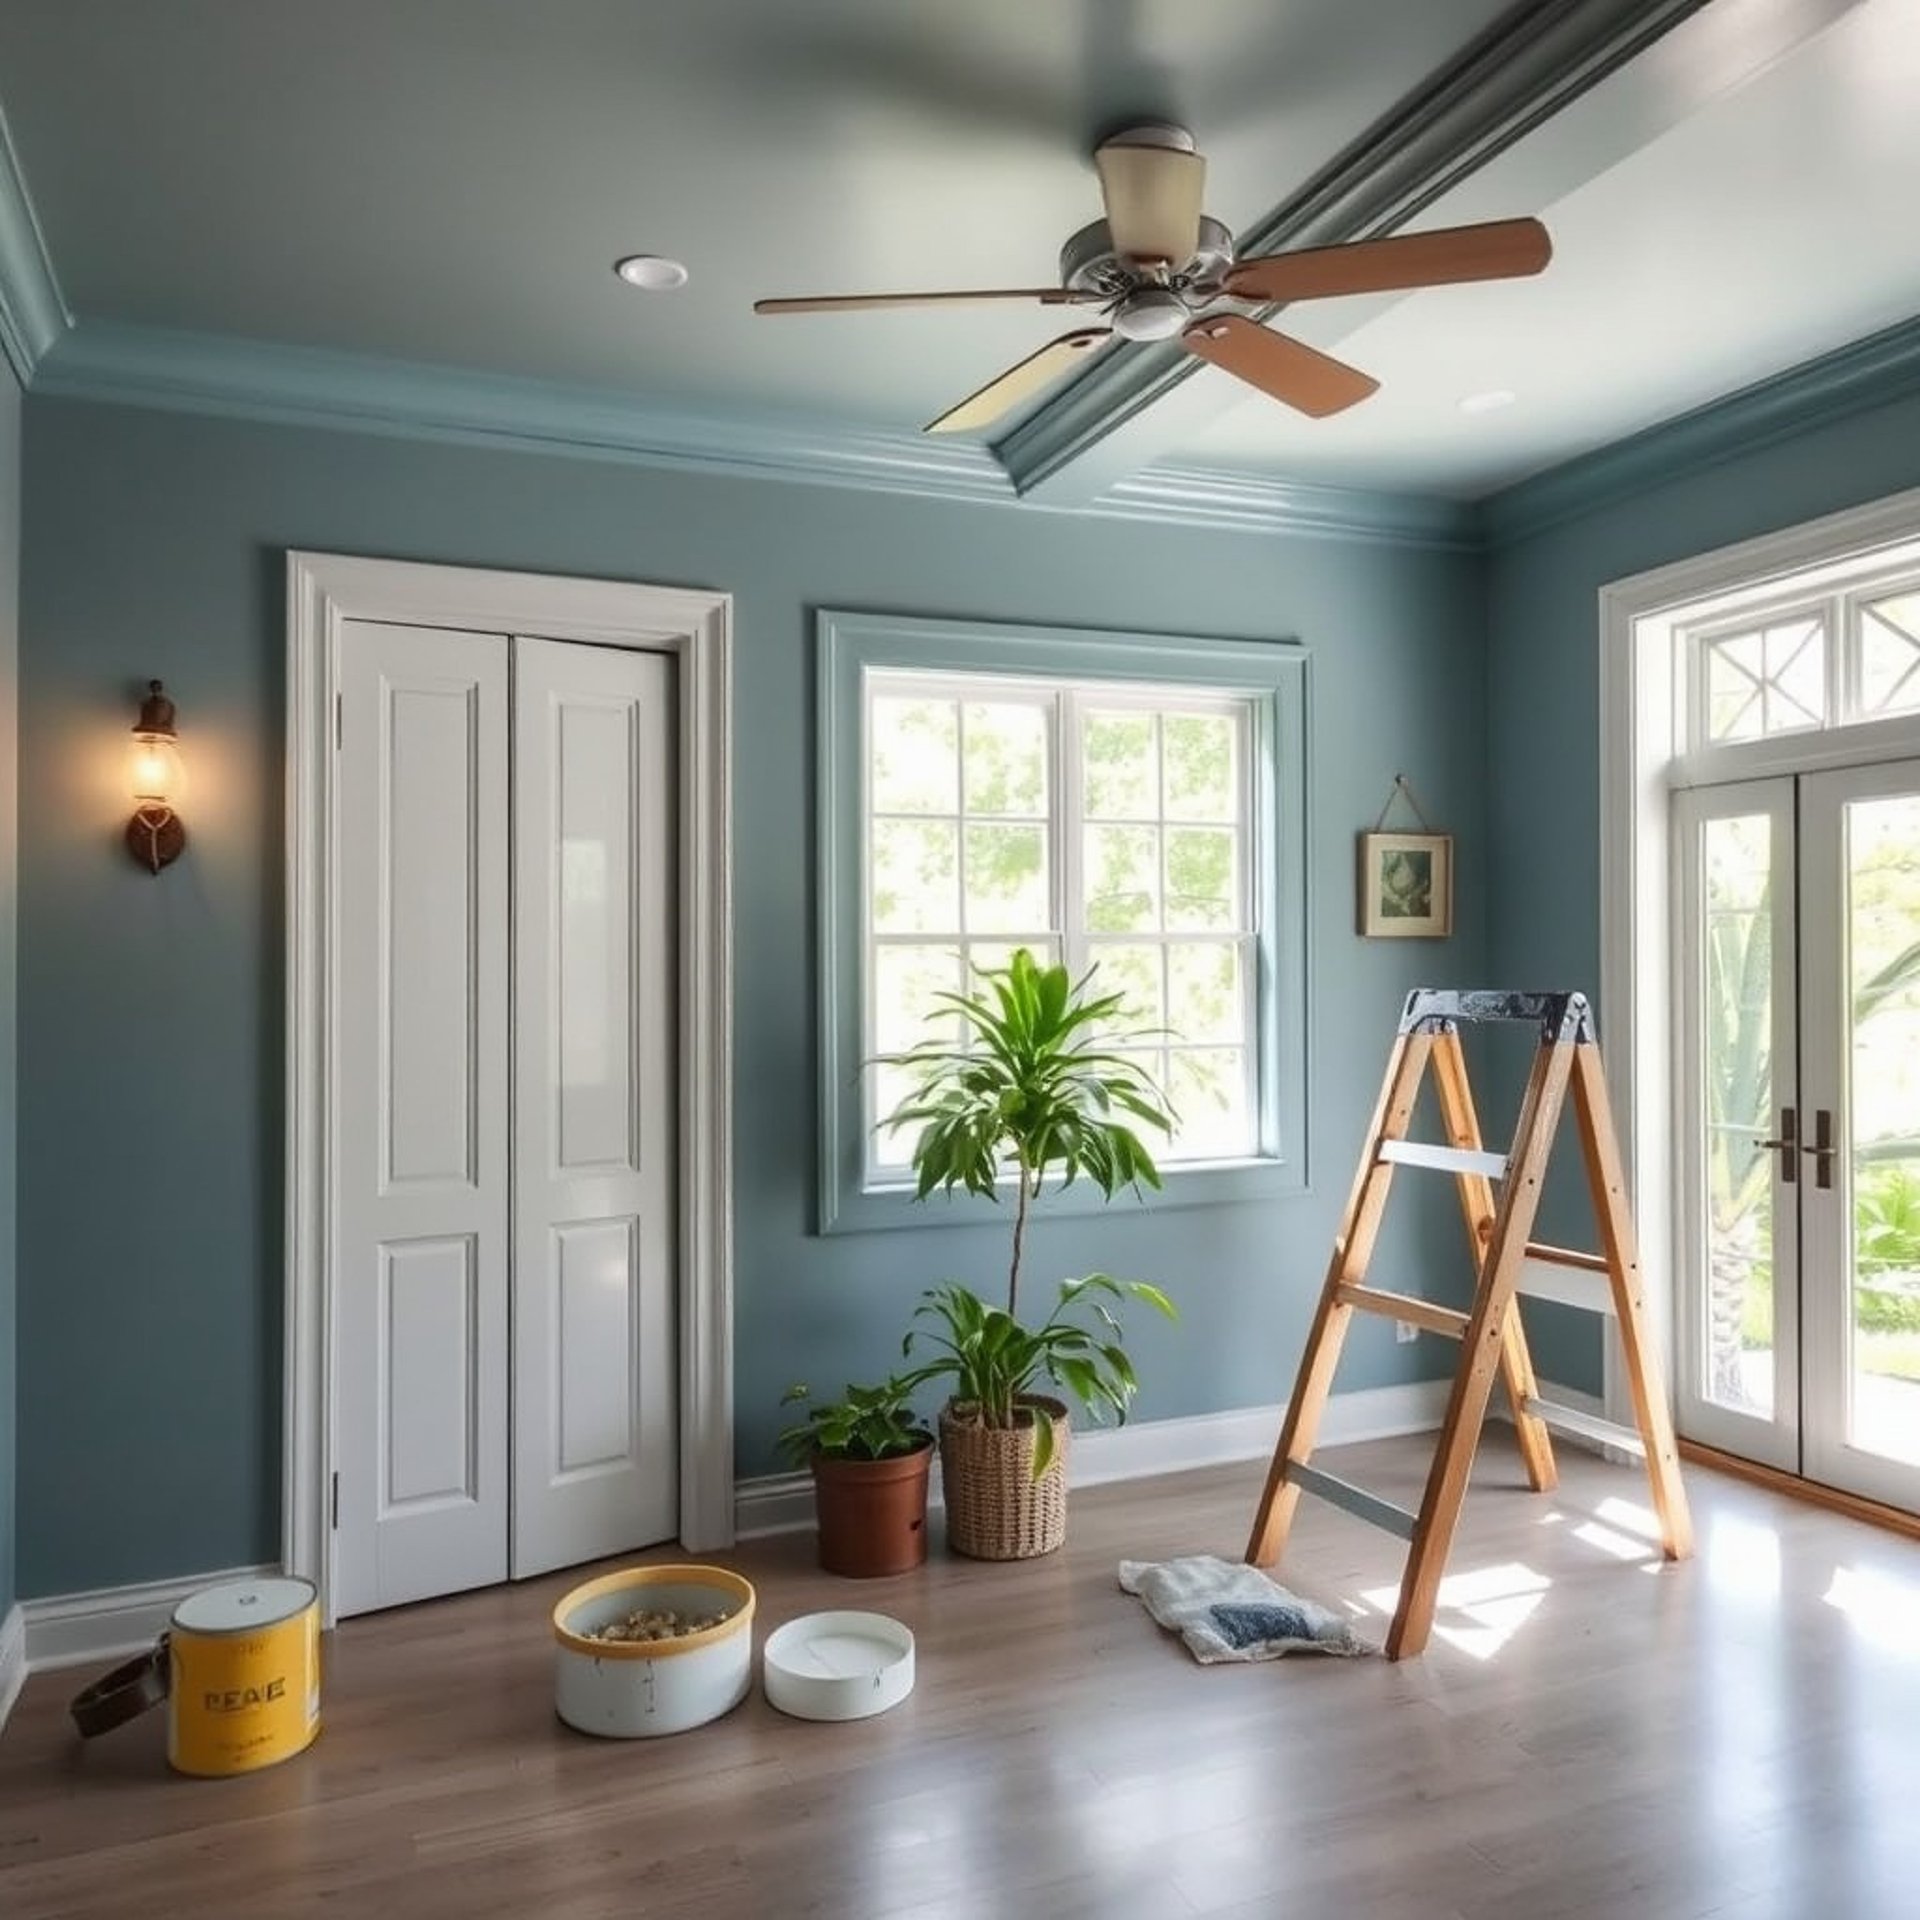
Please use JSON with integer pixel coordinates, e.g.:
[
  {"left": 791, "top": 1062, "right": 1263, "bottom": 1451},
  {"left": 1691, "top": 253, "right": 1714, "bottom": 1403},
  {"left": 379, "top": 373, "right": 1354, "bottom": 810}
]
[
  {"left": 1859, "top": 595, "right": 1920, "bottom": 719},
  {"left": 1701, "top": 619, "right": 1826, "bottom": 742}
]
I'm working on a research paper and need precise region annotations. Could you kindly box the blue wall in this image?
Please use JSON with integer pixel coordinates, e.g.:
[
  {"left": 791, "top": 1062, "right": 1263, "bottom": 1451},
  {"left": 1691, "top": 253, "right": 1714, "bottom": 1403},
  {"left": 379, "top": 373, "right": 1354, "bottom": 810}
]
[
  {"left": 16, "top": 395, "right": 1490, "bottom": 1597},
  {"left": 0, "top": 367, "right": 17, "bottom": 1620},
  {"left": 1485, "top": 385, "right": 1920, "bottom": 1390}
]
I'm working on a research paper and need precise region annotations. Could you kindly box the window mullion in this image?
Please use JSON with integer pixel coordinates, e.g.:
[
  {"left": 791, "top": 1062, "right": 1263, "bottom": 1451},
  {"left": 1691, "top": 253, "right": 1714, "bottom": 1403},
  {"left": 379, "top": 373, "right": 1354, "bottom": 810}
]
[{"left": 1057, "top": 687, "right": 1082, "bottom": 974}]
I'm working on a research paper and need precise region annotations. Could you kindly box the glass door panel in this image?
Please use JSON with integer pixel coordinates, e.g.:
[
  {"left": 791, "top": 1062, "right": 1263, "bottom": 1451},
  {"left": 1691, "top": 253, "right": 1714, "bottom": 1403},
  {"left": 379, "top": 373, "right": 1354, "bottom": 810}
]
[
  {"left": 1801, "top": 763, "right": 1920, "bottom": 1510},
  {"left": 1673, "top": 778, "right": 1801, "bottom": 1472}
]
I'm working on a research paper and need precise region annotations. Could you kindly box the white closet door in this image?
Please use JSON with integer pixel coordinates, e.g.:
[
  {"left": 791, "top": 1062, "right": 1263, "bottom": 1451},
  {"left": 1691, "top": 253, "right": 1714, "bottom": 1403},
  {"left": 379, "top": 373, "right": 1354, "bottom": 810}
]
[
  {"left": 335, "top": 621, "right": 511, "bottom": 1616},
  {"left": 511, "top": 637, "right": 678, "bottom": 1575}
]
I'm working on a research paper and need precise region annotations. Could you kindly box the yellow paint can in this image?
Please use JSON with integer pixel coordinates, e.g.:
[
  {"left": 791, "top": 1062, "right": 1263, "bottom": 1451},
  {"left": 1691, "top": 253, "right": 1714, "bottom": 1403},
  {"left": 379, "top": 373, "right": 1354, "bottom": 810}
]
[{"left": 164, "top": 1576, "right": 321, "bottom": 1777}]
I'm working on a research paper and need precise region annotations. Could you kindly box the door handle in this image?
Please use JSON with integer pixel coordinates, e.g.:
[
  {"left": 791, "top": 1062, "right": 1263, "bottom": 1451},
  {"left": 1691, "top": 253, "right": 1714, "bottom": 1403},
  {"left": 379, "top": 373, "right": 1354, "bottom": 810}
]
[
  {"left": 1758, "top": 1106, "right": 1797, "bottom": 1184},
  {"left": 1802, "top": 1108, "right": 1836, "bottom": 1190}
]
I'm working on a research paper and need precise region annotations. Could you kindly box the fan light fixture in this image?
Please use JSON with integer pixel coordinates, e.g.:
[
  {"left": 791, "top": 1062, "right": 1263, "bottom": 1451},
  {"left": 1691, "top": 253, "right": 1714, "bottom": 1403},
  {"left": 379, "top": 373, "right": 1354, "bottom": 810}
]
[{"left": 614, "top": 255, "right": 689, "bottom": 291}]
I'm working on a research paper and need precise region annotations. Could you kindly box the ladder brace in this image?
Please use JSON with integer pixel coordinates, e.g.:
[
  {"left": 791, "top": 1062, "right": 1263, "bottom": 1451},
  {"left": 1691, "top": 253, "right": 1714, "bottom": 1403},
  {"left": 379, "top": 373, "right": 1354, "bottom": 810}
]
[
  {"left": 1285, "top": 1463, "right": 1418, "bottom": 1542},
  {"left": 1520, "top": 1396, "right": 1648, "bottom": 1458}
]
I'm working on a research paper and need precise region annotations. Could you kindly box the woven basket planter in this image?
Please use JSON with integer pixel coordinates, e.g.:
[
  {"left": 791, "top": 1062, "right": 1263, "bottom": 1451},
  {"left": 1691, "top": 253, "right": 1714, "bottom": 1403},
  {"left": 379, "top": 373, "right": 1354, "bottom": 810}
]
[{"left": 938, "top": 1396, "right": 1070, "bottom": 1561}]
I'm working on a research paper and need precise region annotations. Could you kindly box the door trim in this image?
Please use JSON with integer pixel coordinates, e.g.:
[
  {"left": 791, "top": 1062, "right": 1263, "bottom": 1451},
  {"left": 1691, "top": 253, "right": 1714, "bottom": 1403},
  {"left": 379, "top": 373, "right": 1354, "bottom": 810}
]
[
  {"left": 283, "top": 552, "right": 735, "bottom": 1623},
  {"left": 1599, "top": 480, "right": 1920, "bottom": 1432}
]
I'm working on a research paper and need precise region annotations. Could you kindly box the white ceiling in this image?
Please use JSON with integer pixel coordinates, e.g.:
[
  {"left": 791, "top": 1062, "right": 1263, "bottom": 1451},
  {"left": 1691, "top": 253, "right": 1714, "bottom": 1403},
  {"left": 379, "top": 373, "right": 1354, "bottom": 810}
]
[
  {"left": 1186, "top": 0, "right": 1920, "bottom": 495},
  {"left": 0, "top": 0, "right": 1912, "bottom": 498}
]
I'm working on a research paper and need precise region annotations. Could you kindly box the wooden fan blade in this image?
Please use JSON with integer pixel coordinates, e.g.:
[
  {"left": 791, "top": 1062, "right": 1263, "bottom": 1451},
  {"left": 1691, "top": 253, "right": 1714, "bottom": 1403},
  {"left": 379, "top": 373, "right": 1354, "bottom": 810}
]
[
  {"left": 926, "top": 328, "right": 1112, "bottom": 435},
  {"left": 1181, "top": 315, "right": 1378, "bottom": 418},
  {"left": 1223, "top": 217, "right": 1551, "bottom": 305},
  {"left": 755, "top": 288, "right": 1096, "bottom": 315}
]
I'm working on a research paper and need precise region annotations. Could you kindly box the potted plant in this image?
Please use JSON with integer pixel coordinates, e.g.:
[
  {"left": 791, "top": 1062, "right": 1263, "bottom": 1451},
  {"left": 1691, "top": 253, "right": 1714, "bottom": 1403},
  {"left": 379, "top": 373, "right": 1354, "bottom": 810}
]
[
  {"left": 778, "top": 1376, "right": 934, "bottom": 1578},
  {"left": 878, "top": 947, "right": 1177, "bottom": 1560}
]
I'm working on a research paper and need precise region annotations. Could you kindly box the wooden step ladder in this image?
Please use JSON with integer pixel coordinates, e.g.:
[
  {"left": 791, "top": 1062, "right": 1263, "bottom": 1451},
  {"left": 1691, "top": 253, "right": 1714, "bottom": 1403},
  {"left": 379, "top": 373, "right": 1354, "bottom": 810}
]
[{"left": 1245, "top": 989, "right": 1693, "bottom": 1659}]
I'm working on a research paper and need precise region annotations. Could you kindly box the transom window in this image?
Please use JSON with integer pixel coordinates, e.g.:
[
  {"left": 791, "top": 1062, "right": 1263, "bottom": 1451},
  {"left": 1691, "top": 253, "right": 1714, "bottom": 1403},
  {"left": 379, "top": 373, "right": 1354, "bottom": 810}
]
[
  {"left": 817, "top": 610, "right": 1308, "bottom": 1235},
  {"left": 865, "top": 671, "right": 1256, "bottom": 1177},
  {"left": 1689, "top": 575, "right": 1920, "bottom": 747}
]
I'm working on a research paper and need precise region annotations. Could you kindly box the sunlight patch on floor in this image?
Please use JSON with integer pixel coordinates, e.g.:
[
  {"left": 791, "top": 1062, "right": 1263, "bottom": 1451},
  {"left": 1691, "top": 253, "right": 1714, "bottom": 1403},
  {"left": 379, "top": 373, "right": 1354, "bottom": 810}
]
[
  {"left": 1822, "top": 1564, "right": 1914, "bottom": 1650},
  {"left": 1359, "top": 1561, "right": 1553, "bottom": 1660}
]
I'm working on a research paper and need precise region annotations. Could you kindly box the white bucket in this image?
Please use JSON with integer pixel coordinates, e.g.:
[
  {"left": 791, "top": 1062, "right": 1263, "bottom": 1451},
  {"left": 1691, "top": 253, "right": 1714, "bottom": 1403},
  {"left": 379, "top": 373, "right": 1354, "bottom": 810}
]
[{"left": 551, "top": 1565, "right": 755, "bottom": 1739}]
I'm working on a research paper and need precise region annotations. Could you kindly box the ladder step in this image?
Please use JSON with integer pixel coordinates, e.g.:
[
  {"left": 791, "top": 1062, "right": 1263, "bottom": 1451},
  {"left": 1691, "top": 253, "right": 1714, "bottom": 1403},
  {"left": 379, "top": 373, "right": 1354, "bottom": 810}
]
[
  {"left": 1517, "top": 1254, "right": 1616, "bottom": 1318},
  {"left": 1519, "top": 1396, "right": 1646, "bottom": 1457},
  {"left": 1285, "top": 1462, "right": 1419, "bottom": 1540},
  {"left": 1523, "top": 1240, "right": 1610, "bottom": 1274},
  {"left": 1334, "top": 1283, "right": 1468, "bottom": 1339},
  {"left": 1377, "top": 1138, "right": 1509, "bottom": 1180}
]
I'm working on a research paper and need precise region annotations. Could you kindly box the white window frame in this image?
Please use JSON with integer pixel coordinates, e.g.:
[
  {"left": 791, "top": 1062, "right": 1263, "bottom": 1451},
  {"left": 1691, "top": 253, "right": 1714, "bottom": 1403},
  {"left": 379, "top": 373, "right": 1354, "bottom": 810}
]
[
  {"left": 819, "top": 609, "right": 1311, "bottom": 1235},
  {"left": 860, "top": 668, "right": 1262, "bottom": 1184}
]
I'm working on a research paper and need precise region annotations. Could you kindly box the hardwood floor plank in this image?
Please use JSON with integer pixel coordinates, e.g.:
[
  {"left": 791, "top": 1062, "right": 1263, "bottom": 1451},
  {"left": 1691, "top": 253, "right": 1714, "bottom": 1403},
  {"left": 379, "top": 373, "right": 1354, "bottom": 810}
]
[{"left": 3, "top": 1439, "right": 1919, "bottom": 1918}]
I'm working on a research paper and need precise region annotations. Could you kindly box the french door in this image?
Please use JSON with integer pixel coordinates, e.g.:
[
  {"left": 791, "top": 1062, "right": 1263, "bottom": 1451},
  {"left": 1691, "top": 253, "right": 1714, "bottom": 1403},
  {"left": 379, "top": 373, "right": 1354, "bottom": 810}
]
[
  {"left": 1675, "top": 757, "right": 1920, "bottom": 1513},
  {"left": 332, "top": 622, "right": 678, "bottom": 1616}
]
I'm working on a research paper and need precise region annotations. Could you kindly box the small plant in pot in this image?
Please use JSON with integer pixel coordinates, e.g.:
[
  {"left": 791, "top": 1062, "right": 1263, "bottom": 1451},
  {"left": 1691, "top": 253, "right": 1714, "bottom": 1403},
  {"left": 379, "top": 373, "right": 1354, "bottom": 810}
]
[
  {"left": 877, "top": 947, "right": 1178, "bottom": 1561},
  {"left": 778, "top": 1376, "right": 934, "bottom": 1578}
]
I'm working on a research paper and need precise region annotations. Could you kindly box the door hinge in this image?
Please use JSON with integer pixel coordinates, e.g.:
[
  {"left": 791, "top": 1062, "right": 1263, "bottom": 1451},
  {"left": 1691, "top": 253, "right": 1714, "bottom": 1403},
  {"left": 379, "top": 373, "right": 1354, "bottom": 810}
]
[
  {"left": 334, "top": 692, "right": 343, "bottom": 749},
  {"left": 331, "top": 1471, "right": 340, "bottom": 1530}
]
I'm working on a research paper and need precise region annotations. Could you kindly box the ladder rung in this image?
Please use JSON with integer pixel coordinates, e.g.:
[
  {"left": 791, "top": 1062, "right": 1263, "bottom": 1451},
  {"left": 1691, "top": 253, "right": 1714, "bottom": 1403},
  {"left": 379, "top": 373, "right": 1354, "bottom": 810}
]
[
  {"left": 1377, "top": 1138, "right": 1510, "bottom": 1180},
  {"left": 1519, "top": 1396, "right": 1646, "bottom": 1457},
  {"left": 1285, "top": 1462, "right": 1419, "bottom": 1540},
  {"left": 1334, "top": 1283, "right": 1468, "bottom": 1339},
  {"left": 1517, "top": 1255, "right": 1616, "bottom": 1318},
  {"left": 1524, "top": 1240, "right": 1611, "bottom": 1274}
]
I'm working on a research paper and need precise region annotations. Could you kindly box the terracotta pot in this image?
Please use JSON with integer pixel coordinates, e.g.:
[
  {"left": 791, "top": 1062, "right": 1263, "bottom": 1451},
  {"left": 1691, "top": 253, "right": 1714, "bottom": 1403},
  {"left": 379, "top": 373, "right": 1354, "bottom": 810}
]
[
  {"left": 938, "top": 1395, "right": 1070, "bottom": 1561},
  {"left": 810, "top": 1439, "right": 934, "bottom": 1578}
]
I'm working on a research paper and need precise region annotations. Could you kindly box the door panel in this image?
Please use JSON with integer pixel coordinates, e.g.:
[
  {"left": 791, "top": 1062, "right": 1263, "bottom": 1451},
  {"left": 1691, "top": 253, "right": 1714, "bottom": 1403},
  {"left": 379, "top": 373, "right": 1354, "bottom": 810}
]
[
  {"left": 1800, "top": 760, "right": 1920, "bottom": 1511},
  {"left": 511, "top": 637, "right": 678, "bottom": 1576},
  {"left": 1673, "top": 778, "right": 1801, "bottom": 1472},
  {"left": 381, "top": 1235, "right": 480, "bottom": 1506},
  {"left": 335, "top": 622, "right": 511, "bottom": 1616}
]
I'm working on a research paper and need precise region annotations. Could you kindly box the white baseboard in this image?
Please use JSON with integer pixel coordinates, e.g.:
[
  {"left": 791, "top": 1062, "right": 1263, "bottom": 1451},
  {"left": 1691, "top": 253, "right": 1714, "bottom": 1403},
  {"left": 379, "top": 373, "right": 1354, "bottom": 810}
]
[
  {"left": 734, "top": 1377, "right": 1453, "bottom": 1539},
  {"left": 0, "top": 1604, "right": 24, "bottom": 1730},
  {"left": 22, "top": 1564, "right": 277, "bottom": 1674}
]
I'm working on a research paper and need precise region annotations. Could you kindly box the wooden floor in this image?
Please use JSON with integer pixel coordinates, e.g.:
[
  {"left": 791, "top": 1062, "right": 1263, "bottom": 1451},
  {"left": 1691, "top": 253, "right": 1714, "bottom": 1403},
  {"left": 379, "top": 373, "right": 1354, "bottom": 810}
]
[{"left": 5, "top": 1434, "right": 1920, "bottom": 1919}]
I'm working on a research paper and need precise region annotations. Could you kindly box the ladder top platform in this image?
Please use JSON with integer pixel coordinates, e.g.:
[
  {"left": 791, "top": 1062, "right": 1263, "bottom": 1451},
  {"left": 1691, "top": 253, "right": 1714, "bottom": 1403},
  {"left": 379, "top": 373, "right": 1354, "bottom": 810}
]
[{"left": 1398, "top": 988, "right": 1596, "bottom": 1044}]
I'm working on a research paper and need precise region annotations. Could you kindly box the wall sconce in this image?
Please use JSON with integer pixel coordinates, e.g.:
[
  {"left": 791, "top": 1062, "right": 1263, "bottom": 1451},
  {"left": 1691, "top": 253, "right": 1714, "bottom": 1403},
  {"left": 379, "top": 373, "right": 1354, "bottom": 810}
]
[{"left": 127, "top": 679, "right": 187, "bottom": 874}]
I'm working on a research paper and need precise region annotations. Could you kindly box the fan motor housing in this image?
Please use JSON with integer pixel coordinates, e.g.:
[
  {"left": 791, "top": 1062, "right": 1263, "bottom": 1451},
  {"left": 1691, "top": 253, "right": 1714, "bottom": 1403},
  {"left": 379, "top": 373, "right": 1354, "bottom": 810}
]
[{"left": 1059, "top": 215, "right": 1235, "bottom": 308}]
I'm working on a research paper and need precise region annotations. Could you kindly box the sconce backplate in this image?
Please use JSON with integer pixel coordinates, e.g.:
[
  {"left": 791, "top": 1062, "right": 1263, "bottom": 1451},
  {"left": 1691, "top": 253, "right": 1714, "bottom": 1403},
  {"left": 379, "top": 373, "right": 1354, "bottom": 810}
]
[{"left": 128, "top": 805, "right": 186, "bottom": 874}]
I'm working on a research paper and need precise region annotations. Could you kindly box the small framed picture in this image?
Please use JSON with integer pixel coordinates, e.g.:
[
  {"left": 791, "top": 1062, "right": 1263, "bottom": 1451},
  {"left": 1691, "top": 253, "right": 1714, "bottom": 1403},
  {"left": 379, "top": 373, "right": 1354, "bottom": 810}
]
[{"left": 1357, "top": 831, "right": 1453, "bottom": 938}]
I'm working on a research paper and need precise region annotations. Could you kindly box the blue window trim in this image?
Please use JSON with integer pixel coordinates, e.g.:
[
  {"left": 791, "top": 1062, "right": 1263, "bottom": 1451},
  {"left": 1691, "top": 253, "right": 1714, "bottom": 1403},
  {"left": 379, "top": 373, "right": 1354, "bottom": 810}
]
[{"left": 816, "top": 608, "right": 1312, "bottom": 1235}]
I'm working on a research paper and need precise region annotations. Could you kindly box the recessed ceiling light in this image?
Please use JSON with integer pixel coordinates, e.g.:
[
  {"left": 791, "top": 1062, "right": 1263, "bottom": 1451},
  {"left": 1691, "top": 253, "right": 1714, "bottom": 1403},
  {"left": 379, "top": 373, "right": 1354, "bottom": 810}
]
[
  {"left": 1458, "top": 387, "right": 1517, "bottom": 415},
  {"left": 614, "top": 255, "right": 689, "bottom": 292}
]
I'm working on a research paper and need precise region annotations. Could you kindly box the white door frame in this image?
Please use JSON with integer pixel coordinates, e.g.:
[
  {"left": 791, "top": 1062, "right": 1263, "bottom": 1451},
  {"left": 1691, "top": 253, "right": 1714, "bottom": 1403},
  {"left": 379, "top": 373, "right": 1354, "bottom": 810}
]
[
  {"left": 1598, "top": 482, "right": 1920, "bottom": 1430},
  {"left": 283, "top": 552, "right": 734, "bottom": 1622}
]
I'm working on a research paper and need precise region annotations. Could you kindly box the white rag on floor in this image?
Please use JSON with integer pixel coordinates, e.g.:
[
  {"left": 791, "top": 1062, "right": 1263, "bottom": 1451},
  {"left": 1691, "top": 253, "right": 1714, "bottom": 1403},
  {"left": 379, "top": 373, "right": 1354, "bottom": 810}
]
[{"left": 1118, "top": 1554, "right": 1373, "bottom": 1662}]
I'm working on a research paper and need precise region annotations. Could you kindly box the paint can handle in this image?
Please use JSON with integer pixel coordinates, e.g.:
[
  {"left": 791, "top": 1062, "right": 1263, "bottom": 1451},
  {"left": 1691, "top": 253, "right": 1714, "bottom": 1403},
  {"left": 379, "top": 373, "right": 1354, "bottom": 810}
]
[{"left": 69, "top": 1634, "right": 171, "bottom": 1738}]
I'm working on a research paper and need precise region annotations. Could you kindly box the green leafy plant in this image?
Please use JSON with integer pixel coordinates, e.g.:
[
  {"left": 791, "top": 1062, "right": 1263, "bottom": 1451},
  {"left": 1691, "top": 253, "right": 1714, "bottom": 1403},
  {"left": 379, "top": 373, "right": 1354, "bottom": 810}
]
[
  {"left": 875, "top": 947, "right": 1180, "bottom": 1477},
  {"left": 878, "top": 945, "right": 1176, "bottom": 1319},
  {"left": 901, "top": 1275, "right": 1176, "bottom": 1478},
  {"left": 1855, "top": 1160, "right": 1920, "bottom": 1335},
  {"left": 776, "top": 1376, "right": 932, "bottom": 1469}
]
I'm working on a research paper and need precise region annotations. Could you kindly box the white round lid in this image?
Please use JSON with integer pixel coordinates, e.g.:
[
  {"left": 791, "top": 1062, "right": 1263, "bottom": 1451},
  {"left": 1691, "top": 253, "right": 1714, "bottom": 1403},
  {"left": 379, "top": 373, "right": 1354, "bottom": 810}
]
[{"left": 172, "top": 1575, "right": 316, "bottom": 1635}]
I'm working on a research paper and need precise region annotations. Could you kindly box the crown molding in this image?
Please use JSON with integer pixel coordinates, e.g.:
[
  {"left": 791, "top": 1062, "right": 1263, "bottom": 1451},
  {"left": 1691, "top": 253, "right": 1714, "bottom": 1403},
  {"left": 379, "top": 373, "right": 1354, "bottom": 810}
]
[
  {"left": 32, "top": 318, "right": 1475, "bottom": 548},
  {"left": 0, "top": 99, "right": 69, "bottom": 385},
  {"left": 33, "top": 321, "right": 1017, "bottom": 502},
  {"left": 1102, "top": 462, "right": 1480, "bottom": 550},
  {"left": 997, "top": 0, "right": 1714, "bottom": 499},
  {"left": 1481, "top": 312, "right": 1920, "bottom": 547}
]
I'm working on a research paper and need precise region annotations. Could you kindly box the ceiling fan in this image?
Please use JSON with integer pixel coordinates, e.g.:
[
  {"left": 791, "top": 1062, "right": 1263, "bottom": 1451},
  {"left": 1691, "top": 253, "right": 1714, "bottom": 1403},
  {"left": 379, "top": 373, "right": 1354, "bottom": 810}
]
[{"left": 754, "top": 124, "right": 1551, "bottom": 435}]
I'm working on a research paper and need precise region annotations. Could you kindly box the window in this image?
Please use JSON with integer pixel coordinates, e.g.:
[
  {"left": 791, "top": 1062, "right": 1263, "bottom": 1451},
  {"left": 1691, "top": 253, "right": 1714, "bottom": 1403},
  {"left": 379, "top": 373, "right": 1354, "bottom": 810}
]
[
  {"left": 819, "top": 610, "right": 1308, "bottom": 1233},
  {"left": 1686, "top": 568, "right": 1920, "bottom": 749}
]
